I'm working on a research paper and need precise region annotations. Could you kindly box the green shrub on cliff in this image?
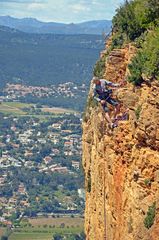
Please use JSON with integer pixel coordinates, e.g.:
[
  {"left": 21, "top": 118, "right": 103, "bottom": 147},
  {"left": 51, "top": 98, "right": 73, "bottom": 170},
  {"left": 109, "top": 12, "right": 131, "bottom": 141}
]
[
  {"left": 128, "top": 51, "right": 145, "bottom": 85},
  {"left": 144, "top": 179, "right": 151, "bottom": 186},
  {"left": 93, "top": 55, "right": 106, "bottom": 78},
  {"left": 142, "top": 28, "right": 159, "bottom": 79},
  {"left": 83, "top": 95, "right": 98, "bottom": 122},
  {"left": 128, "top": 27, "right": 159, "bottom": 84},
  {"left": 135, "top": 105, "right": 142, "bottom": 119},
  {"left": 143, "top": 0, "right": 159, "bottom": 26},
  {"left": 144, "top": 202, "right": 156, "bottom": 229},
  {"left": 87, "top": 170, "right": 91, "bottom": 193},
  {"left": 105, "top": 0, "right": 159, "bottom": 85},
  {"left": 113, "top": 0, "right": 143, "bottom": 41},
  {"left": 112, "top": 0, "right": 159, "bottom": 43},
  {"left": 111, "top": 33, "right": 124, "bottom": 49}
]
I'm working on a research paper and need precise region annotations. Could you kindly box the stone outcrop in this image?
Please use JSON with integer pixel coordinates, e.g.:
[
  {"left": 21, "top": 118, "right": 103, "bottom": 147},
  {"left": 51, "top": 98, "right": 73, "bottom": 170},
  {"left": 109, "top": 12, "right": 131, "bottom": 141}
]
[{"left": 82, "top": 42, "right": 159, "bottom": 240}]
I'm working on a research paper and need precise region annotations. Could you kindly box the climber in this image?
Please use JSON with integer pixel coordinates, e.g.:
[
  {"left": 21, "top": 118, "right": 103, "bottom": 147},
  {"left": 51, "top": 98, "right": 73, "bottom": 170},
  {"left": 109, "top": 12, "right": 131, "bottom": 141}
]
[{"left": 92, "top": 76, "right": 121, "bottom": 128}]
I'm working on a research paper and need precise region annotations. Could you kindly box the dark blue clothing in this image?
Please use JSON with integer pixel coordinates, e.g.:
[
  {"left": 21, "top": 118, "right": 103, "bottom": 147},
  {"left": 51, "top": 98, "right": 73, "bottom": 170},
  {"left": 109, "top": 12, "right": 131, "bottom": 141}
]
[{"left": 93, "top": 79, "right": 119, "bottom": 112}]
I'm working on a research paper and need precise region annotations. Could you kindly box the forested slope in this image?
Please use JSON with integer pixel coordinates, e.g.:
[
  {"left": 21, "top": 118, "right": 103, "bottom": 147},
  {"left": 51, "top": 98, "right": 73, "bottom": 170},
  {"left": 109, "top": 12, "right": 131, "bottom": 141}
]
[{"left": 0, "top": 26, "right": 104, "bottom": 89}]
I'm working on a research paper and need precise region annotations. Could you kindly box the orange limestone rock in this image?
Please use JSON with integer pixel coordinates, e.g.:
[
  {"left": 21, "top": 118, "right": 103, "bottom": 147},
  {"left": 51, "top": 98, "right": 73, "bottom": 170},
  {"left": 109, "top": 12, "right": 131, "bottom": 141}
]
[{"left": 82, "top": 43, "right": 159, "bottom": 240}]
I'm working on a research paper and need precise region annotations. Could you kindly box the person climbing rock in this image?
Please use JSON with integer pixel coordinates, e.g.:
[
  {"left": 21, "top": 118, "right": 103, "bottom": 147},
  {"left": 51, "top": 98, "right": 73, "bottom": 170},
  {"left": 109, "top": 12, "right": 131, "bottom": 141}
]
[{"left": 92, "top": 76, "right": 121, "bottom": 129}]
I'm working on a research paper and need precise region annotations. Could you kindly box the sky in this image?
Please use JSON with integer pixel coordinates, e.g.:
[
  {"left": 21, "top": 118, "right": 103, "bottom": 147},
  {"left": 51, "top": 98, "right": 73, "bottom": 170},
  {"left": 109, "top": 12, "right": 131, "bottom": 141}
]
[{"left": 0, "top": 0, "right": 124, "bottom": 23}]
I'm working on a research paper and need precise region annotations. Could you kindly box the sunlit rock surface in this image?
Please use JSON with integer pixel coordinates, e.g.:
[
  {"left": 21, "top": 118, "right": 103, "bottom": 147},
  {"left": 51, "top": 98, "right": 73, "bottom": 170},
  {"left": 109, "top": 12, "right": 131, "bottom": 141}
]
[{"left": 82, "top": 41, "right": 159, "bottom": 240}]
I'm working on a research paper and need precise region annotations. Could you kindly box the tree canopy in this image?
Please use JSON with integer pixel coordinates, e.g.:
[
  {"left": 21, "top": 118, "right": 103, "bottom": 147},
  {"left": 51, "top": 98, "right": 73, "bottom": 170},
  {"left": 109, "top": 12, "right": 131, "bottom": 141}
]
[{"left": 111, "top": 0, "right": 159, "bottom": 84}]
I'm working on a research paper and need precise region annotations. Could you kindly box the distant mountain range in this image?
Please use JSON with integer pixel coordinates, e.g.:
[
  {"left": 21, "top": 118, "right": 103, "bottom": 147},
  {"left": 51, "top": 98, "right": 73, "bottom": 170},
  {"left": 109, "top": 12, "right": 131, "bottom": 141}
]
[{"left": 0, "top": 16, "right": 112, "bottom": 35}]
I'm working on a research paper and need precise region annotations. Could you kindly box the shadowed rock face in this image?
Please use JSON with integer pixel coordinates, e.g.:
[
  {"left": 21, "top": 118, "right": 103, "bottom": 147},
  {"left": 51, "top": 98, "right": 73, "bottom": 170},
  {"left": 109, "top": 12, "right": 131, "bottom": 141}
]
[{"left": 82, "top": 41, "right": 159, "bottom": 240}]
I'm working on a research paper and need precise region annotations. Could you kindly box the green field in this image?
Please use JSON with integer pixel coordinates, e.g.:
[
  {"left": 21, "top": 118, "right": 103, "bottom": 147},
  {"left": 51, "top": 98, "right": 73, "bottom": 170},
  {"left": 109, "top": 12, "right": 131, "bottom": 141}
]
[
  {"left": 0, "top": 102, "right": 75, "bottom": 117},
  {"left": 9, "top": 228, "right": 83, "bottom": 240},
  {"left": 1, "top": 102, "right": 33, "bottom": 108},
  {"left": 0, "top": 103, "right": 26, "bottom": 115},
  {"left": 0, "top": 102, "right": 31, "bottom": 115},
  {"left": 9, "top": 232, "right": 52, "bottom": 240},
  {"left": 6, "top": 217, "right": 84, "bottom": 240},
  {"left": 42, "top": 107, "right": 75, "bottom": 114},
  {"left": 28, "top": 216, "right": 83, "bottom": 227}
]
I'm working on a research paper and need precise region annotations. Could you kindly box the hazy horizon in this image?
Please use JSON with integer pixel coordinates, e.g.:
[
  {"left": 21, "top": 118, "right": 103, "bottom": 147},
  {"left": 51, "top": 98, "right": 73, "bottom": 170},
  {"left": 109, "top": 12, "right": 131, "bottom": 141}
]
[
  {"left": 0, "top": 15, "right": 111, "bottom": 24},
  {"left": 0, "top": 0, "right": 124, "bottom": 23}
]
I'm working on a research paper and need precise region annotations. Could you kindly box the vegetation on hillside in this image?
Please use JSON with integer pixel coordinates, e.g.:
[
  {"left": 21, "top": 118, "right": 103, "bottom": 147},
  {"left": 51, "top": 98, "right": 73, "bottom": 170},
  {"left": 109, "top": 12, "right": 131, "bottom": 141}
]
[
  {"left": 111, "top": 0, "right": 159, "bottom": 85},
  {"left": 112, "top": 0, "right": 159, "bottom": 43},
  {"left": 0, "top": 26, "right": 104, "bottom": 89},
  {"left": 128, "top": 28, "right": 159, "bottom": 84}
]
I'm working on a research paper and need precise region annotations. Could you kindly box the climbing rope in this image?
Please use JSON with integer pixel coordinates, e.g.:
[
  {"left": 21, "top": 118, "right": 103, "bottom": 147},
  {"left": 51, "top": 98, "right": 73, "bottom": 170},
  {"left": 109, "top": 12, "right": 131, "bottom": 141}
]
[
  {"left": 102, "top": 112, "right": 107, "bottom": 240},
  {"left": 104, "top": 160, "right": 107, "bottom": 240},
  {"left": 101, "top": 101, "right": 129, "bottom": 240}
]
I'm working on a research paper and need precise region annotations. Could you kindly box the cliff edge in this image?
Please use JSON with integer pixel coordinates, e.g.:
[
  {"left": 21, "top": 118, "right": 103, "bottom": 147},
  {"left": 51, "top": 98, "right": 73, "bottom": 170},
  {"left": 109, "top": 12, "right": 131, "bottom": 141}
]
[{"left": 82, "top": 41, "right": 159, "bottom": 240}]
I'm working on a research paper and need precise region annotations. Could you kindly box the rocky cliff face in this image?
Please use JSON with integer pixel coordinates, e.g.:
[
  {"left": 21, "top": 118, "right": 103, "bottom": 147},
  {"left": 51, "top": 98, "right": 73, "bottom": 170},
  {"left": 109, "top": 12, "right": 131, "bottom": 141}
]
[{"left": 82, "top": 42, "right": 159, "bottom": 240}]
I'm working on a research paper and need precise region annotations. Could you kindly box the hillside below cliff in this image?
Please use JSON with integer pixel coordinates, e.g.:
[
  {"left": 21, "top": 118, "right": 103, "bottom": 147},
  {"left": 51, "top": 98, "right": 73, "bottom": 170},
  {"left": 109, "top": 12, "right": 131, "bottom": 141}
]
[{"left": 82, "top": 1, "right": 159, "bottom": 239}]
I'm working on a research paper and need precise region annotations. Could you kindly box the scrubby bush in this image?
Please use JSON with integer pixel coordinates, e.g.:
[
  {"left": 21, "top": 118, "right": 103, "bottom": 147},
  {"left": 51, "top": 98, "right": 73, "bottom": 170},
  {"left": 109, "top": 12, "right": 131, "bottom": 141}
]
[
  {"left": 82, "top": 96, "right": 98, "bottom": 122},
  {"left": 128, "top": 27, "right": 159, "bottom": 84},
  {"left": 111, "top": 33, "right": 124, "bottom": 49},
  {"left": 128, "top": 51, "right": 145, "bottom": 85},
  {"left": 87, "top": 170, "right": 91, "bottom": 193},
  {"left": 142, "top": 28, "right": 159, "bottom": 80},
  {"left": 144, "top": 202, "right": 156, "bottom": 229},
  {"left": 135, "top": 105, "right": 142, "bottom": 119},
  {"left": 93, "top": 55, "right": 106, "bottom": 78},
  {"left": 112, "top": 0, "right": 144, "bottom": 41},
  {"left": 112, "top": 0, "right": 159, "bottom": 44},
  {"left": 144, "top": 179, "right": 151, "bottom": 186},
  {"left": 144, "top": 0, "right": 159, "bottom": 25}
]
